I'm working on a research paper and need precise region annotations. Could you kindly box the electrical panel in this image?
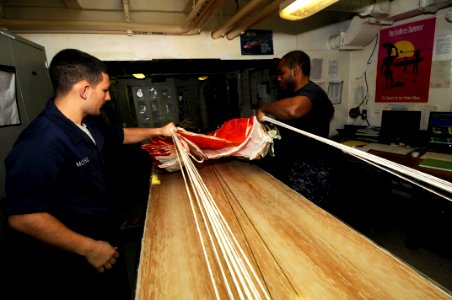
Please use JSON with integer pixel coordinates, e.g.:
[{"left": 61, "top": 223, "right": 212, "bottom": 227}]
[{"left": 131, "top": 79, "right": 179, "bottom": 128}]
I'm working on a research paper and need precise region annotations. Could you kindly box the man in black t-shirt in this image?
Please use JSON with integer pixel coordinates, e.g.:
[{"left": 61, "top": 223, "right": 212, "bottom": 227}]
[{"left": 256, "top": 50, "right": 337, "bottom": 208}]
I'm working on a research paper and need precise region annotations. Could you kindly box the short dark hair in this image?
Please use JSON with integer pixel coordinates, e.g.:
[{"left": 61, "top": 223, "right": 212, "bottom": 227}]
[
  {"left": 281, "top": 50, "right": 311, "bottom": 77},
  {"left": 49, "top": 49, "right": 108, "bottom": 95}
]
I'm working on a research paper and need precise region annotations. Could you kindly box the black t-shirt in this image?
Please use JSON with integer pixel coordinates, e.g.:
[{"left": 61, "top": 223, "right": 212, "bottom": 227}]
[{"left": 274, "top": 81, "right": 335, "bottom": 161}]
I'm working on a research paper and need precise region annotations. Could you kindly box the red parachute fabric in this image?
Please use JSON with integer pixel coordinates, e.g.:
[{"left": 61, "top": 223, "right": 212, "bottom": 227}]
[
  {"left": 177, "top": 117, "right": 253, "bottom": 149},
  {"left": 141, "top": 116, "right": 275, "bottom": 172}
]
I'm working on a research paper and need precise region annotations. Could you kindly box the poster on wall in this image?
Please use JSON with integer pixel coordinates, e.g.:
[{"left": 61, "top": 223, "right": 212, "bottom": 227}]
[
  {"left": 0, "top": 65, "right": 21, "bottom": 127},
  {"left": 375, "top": 18, "right": 436, "bottom": 103},
  {"left": 240, "top": 30, "right": 274, "bottom": 55}
]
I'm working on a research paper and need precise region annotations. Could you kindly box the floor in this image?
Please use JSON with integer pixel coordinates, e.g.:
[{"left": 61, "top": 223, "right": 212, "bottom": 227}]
[
  {"left": 330, "top": 154, "right": 452, "bottom": 295},
  {"left": 118, "top": 190, "right": 149, "bottom": 300},
  {"left": 331, "top": 197, "right": 452, "bottom": 294},
  {"left": 122, "top": 224, "right": 144, "bottom": 300},
  {"left": 365, "top": 222, "right": 452, "bottom": 294}
]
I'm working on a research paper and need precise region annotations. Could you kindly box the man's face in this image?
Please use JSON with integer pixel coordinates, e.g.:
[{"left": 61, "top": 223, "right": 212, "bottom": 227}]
[
  {"left": 277, "top": 60, "right": 296, "bottom": 91},
  {"left": 86, "top": 72, "right": 111, "bottom": 116}
]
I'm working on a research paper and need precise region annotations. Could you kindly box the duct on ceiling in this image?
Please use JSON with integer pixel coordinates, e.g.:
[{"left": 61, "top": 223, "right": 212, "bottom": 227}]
[
  {"left": 328, "top": 15, "right": 384, "bottom": 50},
  {"left": 328, "top": 0, "right": 452, "bottom": 50}
]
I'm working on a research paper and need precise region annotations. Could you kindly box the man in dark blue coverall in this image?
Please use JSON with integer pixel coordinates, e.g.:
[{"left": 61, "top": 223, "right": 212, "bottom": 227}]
[{"left": 3, "top": 49, "right": 176, "bottom": 300}]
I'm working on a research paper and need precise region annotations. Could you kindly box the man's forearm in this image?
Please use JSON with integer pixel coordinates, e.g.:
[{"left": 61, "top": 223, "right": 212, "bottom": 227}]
[
  {"left": 8, "top": 212, "right": 96, "bottom": 257},
  {"left": 123, "top": 123, "right": 176, "bottom": 144},
  {"left": 8, "top": 212, "right": 119, "bottom": 271},
  {"left": 259, "top": 96, "right": 311, "bottom": 120},
  {"left": 123, "top": 127, "right": 164, "bottom": 144}
]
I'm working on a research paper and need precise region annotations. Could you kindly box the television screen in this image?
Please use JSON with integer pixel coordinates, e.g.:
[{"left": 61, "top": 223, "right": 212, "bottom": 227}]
[{"left": 426, "top": 112, "right": 452, "bottom": 152}]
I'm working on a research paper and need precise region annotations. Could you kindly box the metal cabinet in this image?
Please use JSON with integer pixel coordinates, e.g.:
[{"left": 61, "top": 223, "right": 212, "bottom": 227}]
[{"left": 0, "top": 32, "right": 53, "bottom": 199}]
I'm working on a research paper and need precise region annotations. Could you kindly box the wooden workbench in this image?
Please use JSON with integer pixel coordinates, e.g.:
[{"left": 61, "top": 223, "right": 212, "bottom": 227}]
[{"left": 135, "top": 159, "right": 451, "bottom": 299}]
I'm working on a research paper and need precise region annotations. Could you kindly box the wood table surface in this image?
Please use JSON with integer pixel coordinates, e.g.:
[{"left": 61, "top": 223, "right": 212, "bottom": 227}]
[{"left": 135, "top": 159, "right": 451, "bottom": 299}]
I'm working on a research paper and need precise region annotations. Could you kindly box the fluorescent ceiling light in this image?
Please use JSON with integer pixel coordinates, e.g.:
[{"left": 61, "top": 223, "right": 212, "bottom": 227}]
[
  {"left": 279, "top": 0, "right": 339, "bottom": 21},
  {"left": 132, "top": 73, "right": 145, "bottom": 79}
]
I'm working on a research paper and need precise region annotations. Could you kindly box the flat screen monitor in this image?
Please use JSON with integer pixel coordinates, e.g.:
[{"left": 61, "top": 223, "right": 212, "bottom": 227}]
[
  {"left": 379, "top": 110, "right": 421, "bottom": 145},
  {"left": 426, "top": 111, "right": 452, "bottom": 153}
]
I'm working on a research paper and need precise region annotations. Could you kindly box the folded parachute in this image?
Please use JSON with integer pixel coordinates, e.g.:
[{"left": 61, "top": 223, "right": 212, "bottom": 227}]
[{"left": 141, "top": 116, "right": 278, "bottom": 172}]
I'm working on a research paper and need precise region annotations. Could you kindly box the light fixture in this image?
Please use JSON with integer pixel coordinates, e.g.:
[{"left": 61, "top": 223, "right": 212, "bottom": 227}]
[
  {"left": 198, "top": 76, "right": 208, "bottom": 81},
  {"left": 279, "top": 0, "right": 339, "bottom": 21},
  {"left": 132, "top": 73, "right": 145, "bottom": 79}
]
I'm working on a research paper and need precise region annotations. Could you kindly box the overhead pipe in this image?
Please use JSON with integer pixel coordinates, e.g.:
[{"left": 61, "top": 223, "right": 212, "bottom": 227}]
[
  {"left": 186, "top": 0, "right": 226, "bottom": 35},
  {"left": 0, "top": 0, "right": 223, "bottom": 35},
  {"left": 63, "top": 0, "right": 82, "bottom": 9},
  {"left": 0, "top": 19, "right": 189, "bottom": 34},
  {"left": 225, "top": 0, "right": 284, "bottom": 40},
  {"left": 122, "top": 0, "right": 131, "bottom": 22},
  {"left": 211, "top": 0, "right": 270, "bottom": 39},
  {"left": 187, "top": 0, "right": 215, "bottom": 23}
]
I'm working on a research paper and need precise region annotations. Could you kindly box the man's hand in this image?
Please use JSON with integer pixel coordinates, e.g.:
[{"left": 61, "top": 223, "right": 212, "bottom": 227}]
[
  {"left": 85, "top": 240, "right": 120, "bottom": 273},
  {"left": 256, "top": 108, "right": 266, "bottom": 122},
  {"left": 159, "top": 122, "right": 177, "bottom": 137}
]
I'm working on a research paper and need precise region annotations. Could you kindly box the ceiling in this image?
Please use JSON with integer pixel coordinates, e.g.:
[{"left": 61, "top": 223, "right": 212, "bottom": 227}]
[
  {"left": 0, "top": 0, "right": 368, "bottom": 78},
  {"left": 0, "top": 0, "right": 360, "bottom": 37},
  {"left": 3, "top": 1, "right": 450, "bottom": 78}
]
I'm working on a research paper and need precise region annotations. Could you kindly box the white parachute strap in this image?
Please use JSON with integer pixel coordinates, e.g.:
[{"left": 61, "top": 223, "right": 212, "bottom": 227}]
[
  {"left": 172, "top": 133, "right": 271, "bottom": 300},
  {"left": 261, "top": 116, "right": 452, "bottom": 202}
]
